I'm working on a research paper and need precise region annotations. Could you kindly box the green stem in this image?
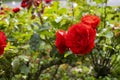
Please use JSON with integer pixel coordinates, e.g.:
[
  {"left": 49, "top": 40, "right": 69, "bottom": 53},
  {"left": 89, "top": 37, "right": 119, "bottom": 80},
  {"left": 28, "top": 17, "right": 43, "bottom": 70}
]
[
  {"left": 50, "top": 65, "right": 60, "bottom": 80},
  {"left": 90, "top": 53, "right": 97, "bottom": 66},
  {"left": 103, "top": 1, "right": 107, "bottom": 28},
  {"left": 72, "top": 2, "right": 74, "bottom": 22}
]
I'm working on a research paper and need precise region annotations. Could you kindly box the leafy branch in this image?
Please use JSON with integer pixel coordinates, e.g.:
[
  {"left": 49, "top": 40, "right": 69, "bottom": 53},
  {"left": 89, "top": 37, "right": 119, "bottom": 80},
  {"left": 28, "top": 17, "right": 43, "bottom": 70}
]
[{"left": 27, "top": 58, "right": 68, "bottom": 80}]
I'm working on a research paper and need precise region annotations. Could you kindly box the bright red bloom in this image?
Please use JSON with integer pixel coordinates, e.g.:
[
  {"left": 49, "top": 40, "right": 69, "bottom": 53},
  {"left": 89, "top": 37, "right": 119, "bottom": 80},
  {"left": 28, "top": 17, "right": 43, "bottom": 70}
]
[
  {"left": 12, "top": 7, "right": 20, "bottom": 13},
  {"left": 45, "top": 0, "right": 52, "bottom": 3},
  {"left": 66, "top": 23, "right": 96, "bottom": 55},
  {"left": 55, "top": 30, "right": 67, "bottom": 54},
  {"left": 21, "top": 0, "right": 28, "bottom": 8},
  {"left": 0, "top": 31, "right": 7, "bottom": 55},
  {"left": 21, "top": 0, "right": 41, "bottom": 8},
  {"left": 81, "top": 14, "right": 100, "bottom": 29},
  {"left": 21, "top": 3, "right": 28, "bottom": 8},
  {"left": 0, "top": 12, "right": 5, "bottom": 15}
]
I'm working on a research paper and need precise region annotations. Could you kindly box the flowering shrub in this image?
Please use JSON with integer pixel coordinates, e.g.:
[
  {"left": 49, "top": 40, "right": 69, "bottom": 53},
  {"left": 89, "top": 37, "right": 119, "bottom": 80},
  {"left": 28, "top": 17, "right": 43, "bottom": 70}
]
[{"left": 0, "top": 0, "right": 120, "bottom": 80}]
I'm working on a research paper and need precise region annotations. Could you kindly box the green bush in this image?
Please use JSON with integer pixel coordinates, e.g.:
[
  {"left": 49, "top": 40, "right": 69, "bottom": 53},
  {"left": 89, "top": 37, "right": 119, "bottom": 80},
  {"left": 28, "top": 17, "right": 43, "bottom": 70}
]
[{"left": 0, "top": 0, "right": 120, "bottom": 80}]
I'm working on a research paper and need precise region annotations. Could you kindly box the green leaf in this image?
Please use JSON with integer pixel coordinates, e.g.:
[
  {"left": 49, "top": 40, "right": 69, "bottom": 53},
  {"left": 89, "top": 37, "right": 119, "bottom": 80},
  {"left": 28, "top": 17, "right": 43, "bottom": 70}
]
[
  {"left": 12, "top": 58, "right": 20, "bottom": 72},
  {"left": 20, "top": 65, "right": 30, "bottom": 75},
  {"left": 105, "top": 32, "right": 113, "bottom": 39},
  {"left": 64, "top": 52, "right": 72, "bottom": 58},
  {"left": 29, "top": 33, "right": 41, "bottom": 51},
  {"left": 93, "top": 0, "right": 108, "bottom": 4}
]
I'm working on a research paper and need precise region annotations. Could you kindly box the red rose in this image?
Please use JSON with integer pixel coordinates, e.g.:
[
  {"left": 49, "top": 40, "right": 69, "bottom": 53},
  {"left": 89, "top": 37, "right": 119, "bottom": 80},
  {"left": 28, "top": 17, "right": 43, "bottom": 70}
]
[
  {"left": 21, "top": 0, "right": 28, "bottom": 8},
  {"left": 45, "top": 0, "right": 52, "bottom": 3},
  {"left": 81, "top": 14, "right": 100, "bottom": 29},
  {"left": 12, "top": 7, "right": 20, "bottom": 13},
  {"left": 55, "top": 30, "right": 67, "bottom": 54},
  {"left": 21, "top": 3, "right": 28, "bottom": 8},
  {"left": 21, "top": 0, "right": 42, "bottom": 9},
  {"left": 0, "top": 12, "right": 5, "bottom": 15},
  {"left": 66, "top": 23, "right": 96, "bottom": 55},
  {"left": 0, "top": 31, "right": 7, "bottom": 55}
]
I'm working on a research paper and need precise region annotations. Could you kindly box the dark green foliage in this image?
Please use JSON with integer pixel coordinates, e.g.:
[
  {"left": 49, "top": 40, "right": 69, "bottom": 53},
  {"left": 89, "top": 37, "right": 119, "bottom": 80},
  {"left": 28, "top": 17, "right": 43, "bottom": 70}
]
[{"left": 29, "top": 33, "right": 41, "bottom": 51}]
